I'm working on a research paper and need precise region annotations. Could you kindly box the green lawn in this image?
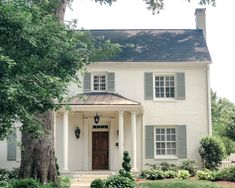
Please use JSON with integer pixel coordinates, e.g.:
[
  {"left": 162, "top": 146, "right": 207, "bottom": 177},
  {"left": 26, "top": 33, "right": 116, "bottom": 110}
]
[{"left": 139, "top": 179, "right": 228, "bottom": 188}]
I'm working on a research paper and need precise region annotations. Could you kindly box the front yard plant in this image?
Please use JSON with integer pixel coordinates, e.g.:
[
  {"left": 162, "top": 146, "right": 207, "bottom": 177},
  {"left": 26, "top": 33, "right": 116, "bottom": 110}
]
[
  {"left": 142, "top": 169, "right": 166, "bottom": 180},
  {"left": 199, "top": 136, "right": 225, "bottom": 170},
  {"left": 197, "top": 169, "right": 217, "bottom": 181},
  {"left": 177, "top": 170, "right": 190, "bottom": 179},
  {"left": 215, "top": 167, "right": 235, "bottom": 182},
  {"left": 0, "top": 175, "right": 71, "bottom": 188},
  {"left": 180, "top": 160, "right": 197, "bottom": 176},
  {"left": 91, "top": 151, "right": 135, "bottom": 188},
  {"left": 90, "top": 178, "right": 104, "bottom": 188},
  {"left": 104, "top": 175, "right": 135, "bottom": 188}
]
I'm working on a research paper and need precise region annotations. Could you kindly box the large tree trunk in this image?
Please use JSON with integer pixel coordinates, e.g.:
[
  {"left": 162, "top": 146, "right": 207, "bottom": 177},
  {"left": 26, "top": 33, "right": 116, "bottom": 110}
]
[
  {"left": 19, "top": 112, "right": 58, "bottom": 183},
  {"left": 19, "top": 0, "right": 69, "bottom": 183}
]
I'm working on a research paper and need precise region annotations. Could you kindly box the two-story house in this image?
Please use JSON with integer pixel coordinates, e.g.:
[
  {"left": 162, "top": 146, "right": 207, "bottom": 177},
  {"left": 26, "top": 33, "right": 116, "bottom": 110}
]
[{"left": 0, "top": 8, "right": 212, "bottom": 173}]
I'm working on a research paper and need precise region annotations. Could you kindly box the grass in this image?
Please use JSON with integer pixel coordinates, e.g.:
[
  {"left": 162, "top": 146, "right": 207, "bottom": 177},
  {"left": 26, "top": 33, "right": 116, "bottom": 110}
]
[{"left": 139, "top": 179, "right": 223, "bottom": 188}]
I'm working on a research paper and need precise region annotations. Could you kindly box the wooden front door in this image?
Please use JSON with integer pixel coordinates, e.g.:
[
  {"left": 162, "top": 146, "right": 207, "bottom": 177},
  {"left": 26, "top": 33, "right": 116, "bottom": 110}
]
[{"left": 92, "top": 131, "right": 109, "bottom": 170}]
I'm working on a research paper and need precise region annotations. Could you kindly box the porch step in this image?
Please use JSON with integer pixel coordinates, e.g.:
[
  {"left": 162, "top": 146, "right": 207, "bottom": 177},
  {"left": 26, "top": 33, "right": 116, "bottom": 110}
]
[{"left": 62, "top": 171, "right": 116, "bottom": 188}]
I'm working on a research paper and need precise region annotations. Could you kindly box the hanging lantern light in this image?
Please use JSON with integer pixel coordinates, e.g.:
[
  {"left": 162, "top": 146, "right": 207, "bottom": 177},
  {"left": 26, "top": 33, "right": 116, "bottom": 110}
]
[{"left": 94, "top": 113, "right": 100, "bottom": 124}]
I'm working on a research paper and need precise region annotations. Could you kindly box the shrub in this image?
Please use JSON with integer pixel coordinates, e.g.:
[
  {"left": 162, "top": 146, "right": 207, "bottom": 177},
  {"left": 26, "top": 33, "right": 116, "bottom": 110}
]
[
  {"left": 11, "top": 178, "right": 40, "bottom": 188},
  {"left": 143, "top": 169, "right": 166, "bottom": 180},
  {"left": 159, "top": 162, "right": 171, "bottom": 171},
  {"left": 215, "top": 167, "right": 235, "bottom": 182},
  {"left": 118, "top": 151, "right": 135, "bottom": 181},
  {"left": 196, "top": 169, "right": 217, "bottom": 181},
  {"left": 104, "top": 175, "right": 135, "bottom": 188},
  {"left": 165, "top": 170, "right": 177, "bottom": 179},
  {"left": 58, "top": 176, "right": 71, "bottom": 187},
  {"left": 0, "top": 180, "right": 9, "bottom": 187},
  {"left": 122, "top": 151, "right": 131, "bottom": 172},
  {"left": 177, "top": 170, "right": 190, "bottom": 179},
  {"left": 159, "top": 162, "right": 178, "bottom": 172},
  {"left": 0, "top": 168, "right": 19, "bottom": 181},
  {"left": 90, "top": 178, "right": 104, "bottom": 188},
  {"left": 199, "top": 136, "right": 225, "bottom": 170},
  {"left": 180, "top": 160, "right": 197, "bottom": 176}
]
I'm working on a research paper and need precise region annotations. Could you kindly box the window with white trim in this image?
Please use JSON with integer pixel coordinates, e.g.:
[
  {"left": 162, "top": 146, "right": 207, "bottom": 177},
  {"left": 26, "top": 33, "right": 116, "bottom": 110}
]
[
  {"left": 155, "top": 75, "right": 175, "bottom": 98},
  {"left": 155, "top": 128, "right": 176, "bottom": 156},
  {"left": 93, "top": 74, "right": 106, "bottom": 91}
]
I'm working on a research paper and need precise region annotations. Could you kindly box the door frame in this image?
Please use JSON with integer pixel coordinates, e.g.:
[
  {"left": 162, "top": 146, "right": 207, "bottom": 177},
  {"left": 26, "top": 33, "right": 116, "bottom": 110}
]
[
  {"left": 92, "top": 130, "right": 109, "bottom": 170},
  {"left": 88, "top": 120, "right": 111, "bottom": 171}
]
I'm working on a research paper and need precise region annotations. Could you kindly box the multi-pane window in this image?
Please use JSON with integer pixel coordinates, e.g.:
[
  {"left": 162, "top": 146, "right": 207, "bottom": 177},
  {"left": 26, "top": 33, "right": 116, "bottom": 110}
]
[
  {"left": 93, "top": 74, "right": 106, "bottom": 91},
  {"left": 155, "top": 128, "right": 176, "bottom": 156},
  {"left": 155, "top": 75, "right": 175, "bottom": 98}
]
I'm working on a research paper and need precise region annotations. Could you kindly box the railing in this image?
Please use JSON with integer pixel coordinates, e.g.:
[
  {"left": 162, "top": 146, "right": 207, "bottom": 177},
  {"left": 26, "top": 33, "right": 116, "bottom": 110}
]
[{"left": 220, "top": 153, "right": 235, "bottom": 170}]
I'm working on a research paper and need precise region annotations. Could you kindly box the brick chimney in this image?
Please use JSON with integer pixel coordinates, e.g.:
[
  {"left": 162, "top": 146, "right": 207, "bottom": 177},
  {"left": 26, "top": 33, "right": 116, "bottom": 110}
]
[{"left": 195, "top": 8, "right": 207, "bottom": 40}]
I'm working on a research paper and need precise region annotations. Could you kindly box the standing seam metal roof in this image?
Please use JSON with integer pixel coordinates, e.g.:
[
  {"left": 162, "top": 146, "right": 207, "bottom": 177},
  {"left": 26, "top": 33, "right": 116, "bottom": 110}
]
[{"left": 67, "top": 92, "right": 140, "bottom": 105}]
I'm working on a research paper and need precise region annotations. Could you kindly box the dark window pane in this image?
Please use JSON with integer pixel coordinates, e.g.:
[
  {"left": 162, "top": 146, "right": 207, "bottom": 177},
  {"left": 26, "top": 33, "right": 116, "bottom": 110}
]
[{"left": 156, "top": 135, "right": 161, "bottom": 141}]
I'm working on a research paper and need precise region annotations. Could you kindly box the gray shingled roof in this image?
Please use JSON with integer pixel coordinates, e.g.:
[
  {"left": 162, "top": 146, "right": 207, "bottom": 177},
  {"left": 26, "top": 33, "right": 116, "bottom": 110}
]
[
  {"left": 89, "top": 29, "right": 211, "bottom": 62},
  {"left": 68, "top": 93, "right": 140, "bottom": 105}
]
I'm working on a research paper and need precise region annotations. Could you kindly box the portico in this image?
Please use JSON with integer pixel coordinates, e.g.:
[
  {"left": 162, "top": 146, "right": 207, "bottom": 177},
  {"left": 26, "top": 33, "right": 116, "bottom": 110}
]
[{"left": 55, "top": 93, "right": 142, "bottom": 172}]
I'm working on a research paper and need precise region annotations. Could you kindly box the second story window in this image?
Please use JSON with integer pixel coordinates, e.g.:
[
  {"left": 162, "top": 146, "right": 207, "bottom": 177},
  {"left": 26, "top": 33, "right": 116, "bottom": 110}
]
[
  {"left": 93, "top": 74, "right": 106, "bottom": 91},
  {"left": 155, "top": 75, "right": 175, "bottom": 98}
]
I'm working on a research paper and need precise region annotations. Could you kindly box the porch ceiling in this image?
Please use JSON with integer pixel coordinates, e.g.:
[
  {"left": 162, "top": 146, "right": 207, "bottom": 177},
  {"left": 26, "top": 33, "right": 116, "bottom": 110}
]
[{"left": 66, "top": 92, "right": 141, "bottom": 105}]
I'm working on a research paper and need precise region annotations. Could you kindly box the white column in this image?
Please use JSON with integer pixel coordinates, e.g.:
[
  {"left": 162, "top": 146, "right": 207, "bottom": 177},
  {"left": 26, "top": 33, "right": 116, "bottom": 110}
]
[
  {"left": 131, "top": 111, "right": 137, "bottom": 171},
  {"left": 110, "top": 119, "right": 115, "bottom": 171},
  {"left": 62, "top": 111, "right": 69, "bottom": 171},
  {"left": 118, "top": 111, "right": 124, "bottom": 168},
  {"left": 83, "top": 119, "right": 89, "bottom": 170}
]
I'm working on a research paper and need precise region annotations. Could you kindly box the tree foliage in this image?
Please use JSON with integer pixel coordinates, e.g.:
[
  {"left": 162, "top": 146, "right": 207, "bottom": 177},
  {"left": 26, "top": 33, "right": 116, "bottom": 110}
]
[
  {"left": 95, "top": 0, "right": 216, "bottom": 14},
  {"left": 211, "top": 90, "right": 235, "bottom": 154},
  {"left": 199, "top": 136, "right": 225, "bottom": 170},
  {"left": 0, "top": 0, "right": 121, "bottom": 139},
  {"left": 211, "top": 91, "right": 235, "bottom": 140}
]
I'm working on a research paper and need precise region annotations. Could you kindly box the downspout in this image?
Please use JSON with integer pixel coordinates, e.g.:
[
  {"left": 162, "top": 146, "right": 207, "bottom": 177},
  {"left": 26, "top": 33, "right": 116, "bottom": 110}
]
[
  {"left": 141, "top": 109, "right": 145, "bottom": 170},
  {"left": 206, "top": 64, "right": 212, "bottom": 135}
]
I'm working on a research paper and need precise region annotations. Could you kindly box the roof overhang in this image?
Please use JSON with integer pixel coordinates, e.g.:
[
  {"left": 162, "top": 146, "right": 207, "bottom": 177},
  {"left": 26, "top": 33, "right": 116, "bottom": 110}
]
[{"left": 58, "top": 92, "right": 143, "bottom": 113}]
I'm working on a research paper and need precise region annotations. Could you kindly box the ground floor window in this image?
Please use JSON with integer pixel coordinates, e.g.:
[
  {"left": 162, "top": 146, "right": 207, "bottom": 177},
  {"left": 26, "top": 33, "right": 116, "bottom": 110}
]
[{"left": 155, "top": 127, "right": 176, "bottom": 156}]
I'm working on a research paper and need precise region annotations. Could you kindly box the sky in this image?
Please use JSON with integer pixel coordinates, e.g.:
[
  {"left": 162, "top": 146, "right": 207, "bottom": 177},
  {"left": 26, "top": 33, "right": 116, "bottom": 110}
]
[{"left": 65, "top": 0, "right": 235, "bottom": 103}]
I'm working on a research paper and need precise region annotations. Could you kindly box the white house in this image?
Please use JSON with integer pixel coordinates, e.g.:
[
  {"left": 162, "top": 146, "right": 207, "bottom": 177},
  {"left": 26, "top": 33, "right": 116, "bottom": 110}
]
[{"left": 0, "top": 8, "right": 212, "bottom": 173}]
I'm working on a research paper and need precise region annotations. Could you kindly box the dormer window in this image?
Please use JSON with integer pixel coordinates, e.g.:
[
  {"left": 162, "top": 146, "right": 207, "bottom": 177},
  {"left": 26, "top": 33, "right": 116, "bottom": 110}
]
[{"left": 93, "top": 73, "right": 107, "bottom": 91}]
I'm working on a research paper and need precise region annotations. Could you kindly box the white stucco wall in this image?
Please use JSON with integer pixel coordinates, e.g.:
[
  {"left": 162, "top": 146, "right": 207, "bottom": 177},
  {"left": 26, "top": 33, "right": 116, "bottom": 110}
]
[
  {"left": 77, "top": 62, "right": 210, "bottom": 168},
  {"left": 0, "top": 62, "right": 210, "bottom": 171}
]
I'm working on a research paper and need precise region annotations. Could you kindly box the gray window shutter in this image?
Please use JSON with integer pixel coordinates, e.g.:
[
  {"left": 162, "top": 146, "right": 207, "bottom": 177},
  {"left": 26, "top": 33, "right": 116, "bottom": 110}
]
[
  {"left": 7, "top": 129, "right": 16, "bottom": 161},
  {"left": 177, "top": 125, "right": 187, "bottom": 158},
  {"left": 144, "top": 72, "right": 153, "bottom": 100},
  {"left": 176, "top": 73, "right": 185, "bottom": 100},
  {"left": 83, "top": 73, "right": 91, "bottom": 93},
  {"left": 145, "top": 126, "right": 154, "bottom": 159},
  {"left": 107, "top": 72, "right": 115, "bottom": 92}
]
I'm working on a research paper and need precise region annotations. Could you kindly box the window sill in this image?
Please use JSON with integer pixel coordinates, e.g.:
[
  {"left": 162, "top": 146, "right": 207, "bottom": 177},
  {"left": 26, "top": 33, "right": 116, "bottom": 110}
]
[
  {"left": 154, "top": 156, "right": 178, "bottom": 160},
  {"left": 153, "top": 98, "right": 178, "bottom": 102}
]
